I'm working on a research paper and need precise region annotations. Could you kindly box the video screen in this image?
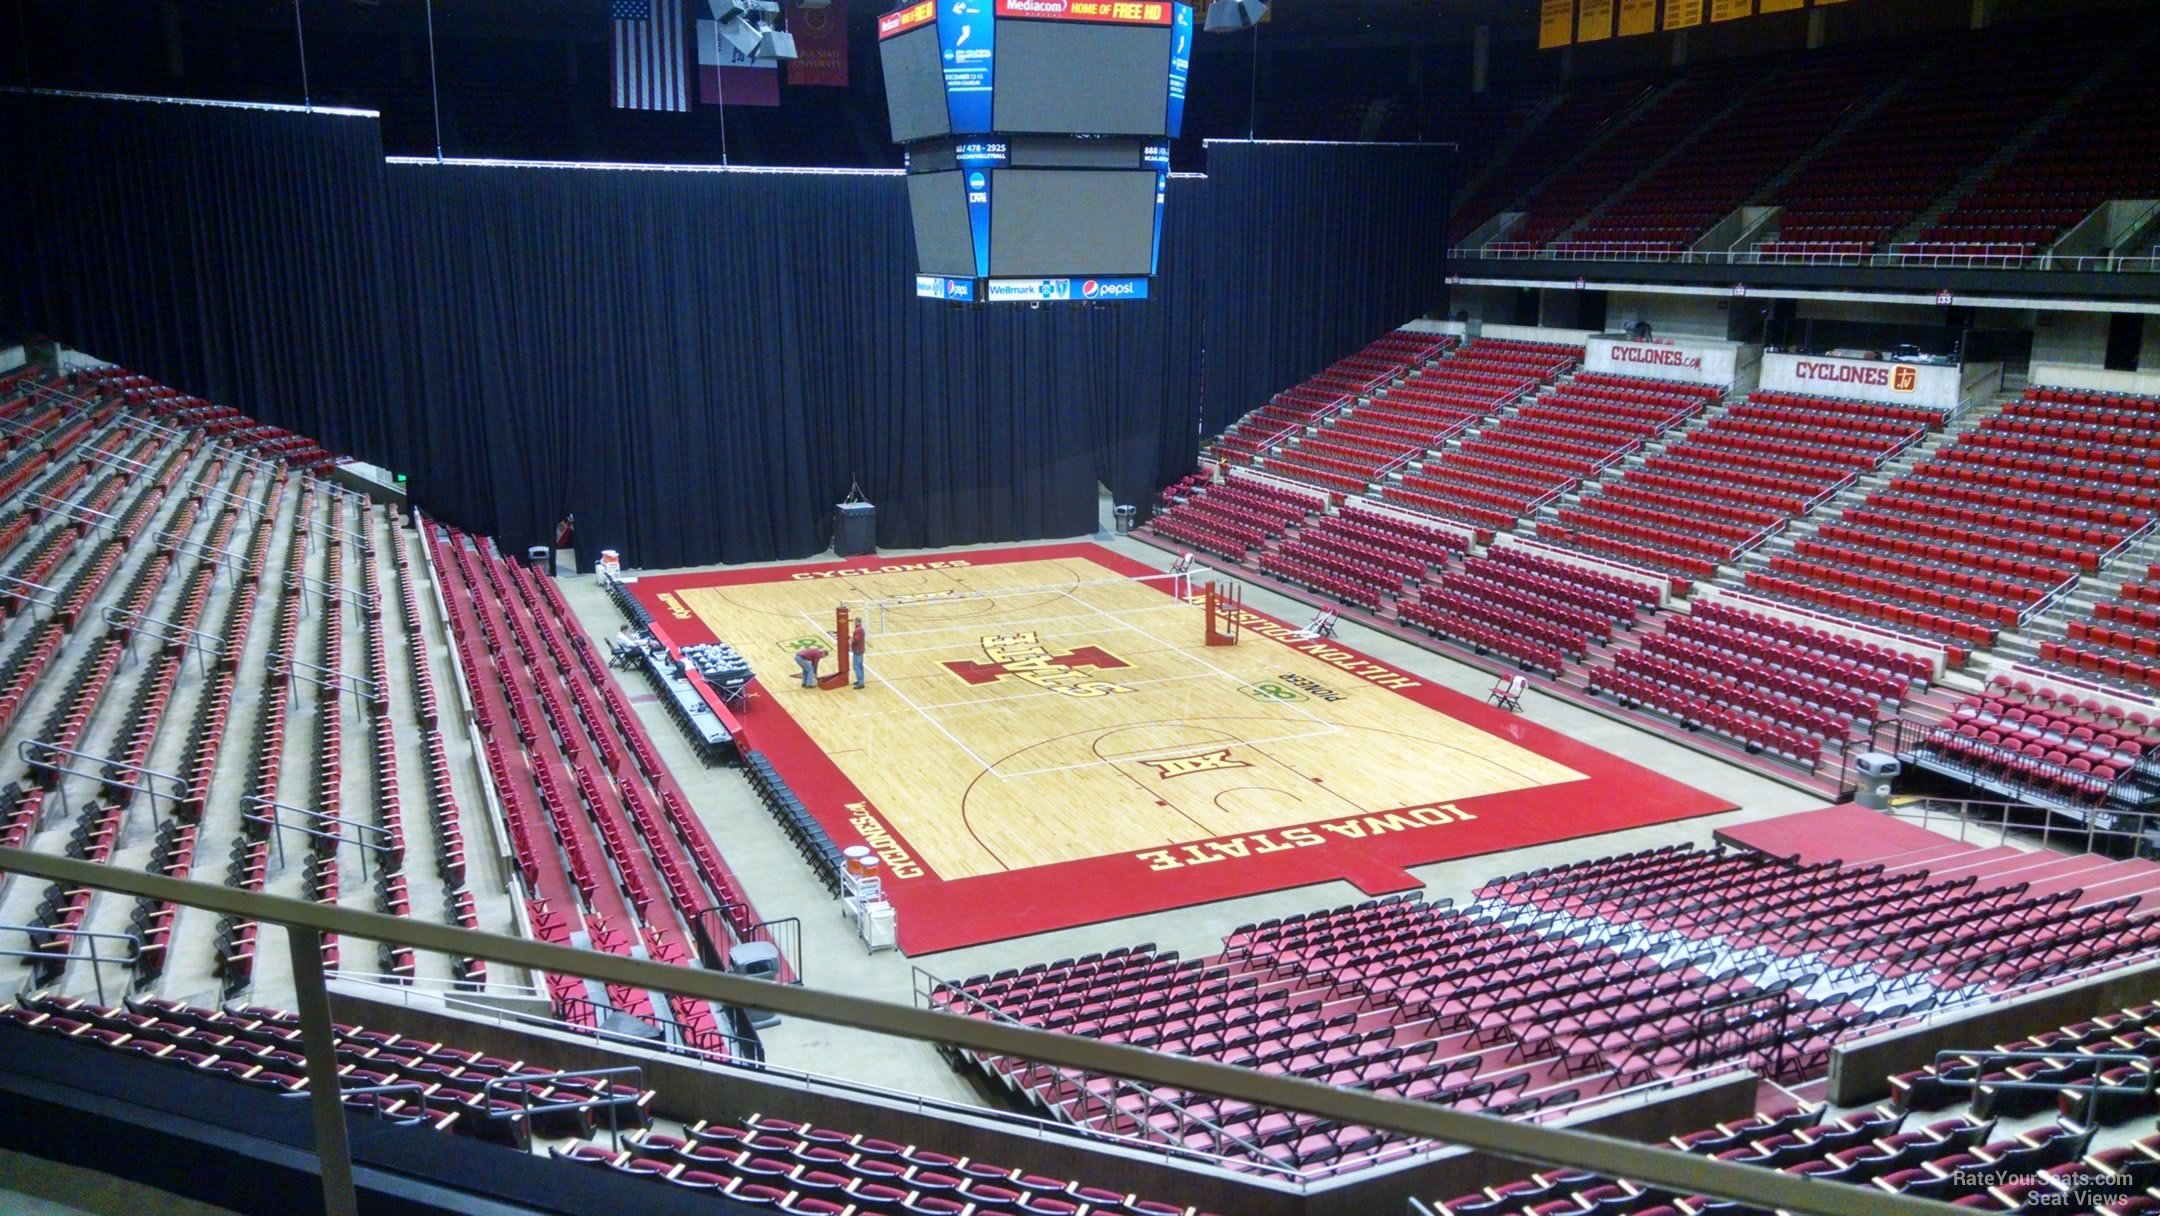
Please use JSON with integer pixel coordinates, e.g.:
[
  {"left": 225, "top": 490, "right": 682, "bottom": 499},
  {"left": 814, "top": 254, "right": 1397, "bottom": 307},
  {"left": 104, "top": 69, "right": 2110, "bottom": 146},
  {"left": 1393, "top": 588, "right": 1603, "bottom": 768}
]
[
  {"left": 908, "top": 171, "right": 978, "bottom": 278},
  {"left": 879, "top": 24, "right": 951, "bottom": 143},
  {"left": 988, "top": 169, "right": 1157, "bottom": 277},
  {"left": 992, "top": 20, "right": 1171, "bottom": 136}
]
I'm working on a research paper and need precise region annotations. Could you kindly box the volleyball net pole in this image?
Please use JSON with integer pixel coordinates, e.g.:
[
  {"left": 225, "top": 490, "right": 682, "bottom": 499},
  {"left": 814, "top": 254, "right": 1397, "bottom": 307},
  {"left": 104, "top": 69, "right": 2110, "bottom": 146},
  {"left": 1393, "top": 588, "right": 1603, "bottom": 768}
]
[{"left": 864, "top": 565, "right": 1217, "bottom": 634}]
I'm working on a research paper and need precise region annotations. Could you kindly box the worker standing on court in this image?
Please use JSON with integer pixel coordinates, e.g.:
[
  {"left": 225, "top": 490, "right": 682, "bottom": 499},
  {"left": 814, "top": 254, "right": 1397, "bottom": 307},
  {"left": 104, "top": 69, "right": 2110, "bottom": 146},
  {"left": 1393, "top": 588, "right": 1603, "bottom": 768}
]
[
  {"left": 795, "top": 642, "right": 827, "bottom": 688},
  {"left": 851, "top": 616, "right": 868, "bottom": 689}
]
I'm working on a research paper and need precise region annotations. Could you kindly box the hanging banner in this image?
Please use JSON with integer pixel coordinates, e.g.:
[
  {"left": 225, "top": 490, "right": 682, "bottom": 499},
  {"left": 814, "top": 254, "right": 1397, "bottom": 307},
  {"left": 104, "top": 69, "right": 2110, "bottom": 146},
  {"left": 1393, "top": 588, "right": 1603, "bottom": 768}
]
[
  {"left": 1664, "top": 0, "right": 1704, "bottom": 29},
  {"left": 1616, "top": 0, "right": 1658, "bottom": 36},
  {"left": 1539, "top": 0, "right": 1575, "bottom": 49},
  {"left": 1710, "top": 0, "right": 1755, "bottom": 20},
  {"left": 1577, "top": 0, "right": 1614, "bottom": 42},
  {"left": 1759, "top": 0, "right": 1806, "bottom": 11},
  {"left": 784, "top": 0, "right": 849, "bottom": 87},
  {"left": 697, "top": 18, "right": 781, "bottom": 106}
]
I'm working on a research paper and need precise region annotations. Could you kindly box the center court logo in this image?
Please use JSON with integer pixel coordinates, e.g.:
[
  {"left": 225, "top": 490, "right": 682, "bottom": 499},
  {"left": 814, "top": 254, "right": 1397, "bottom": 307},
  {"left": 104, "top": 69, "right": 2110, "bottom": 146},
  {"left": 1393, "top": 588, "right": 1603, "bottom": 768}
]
[
  {"left": 1140, "top": 749, "right": 1251, "bottom": 779},
  {"left": 943, "top": 631, "right": 1133, "bottom": 697}
]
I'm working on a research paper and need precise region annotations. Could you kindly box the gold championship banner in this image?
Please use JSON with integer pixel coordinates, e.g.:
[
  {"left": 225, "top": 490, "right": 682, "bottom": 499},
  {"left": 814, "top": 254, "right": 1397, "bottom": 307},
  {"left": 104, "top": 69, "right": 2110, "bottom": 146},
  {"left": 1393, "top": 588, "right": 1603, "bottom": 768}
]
[
  {"left": 1577, "top": 0, "right": 1614, "bottom": 42},
  {"left": 1537, "top": 0, "right": 1848, "bottom": 45}
]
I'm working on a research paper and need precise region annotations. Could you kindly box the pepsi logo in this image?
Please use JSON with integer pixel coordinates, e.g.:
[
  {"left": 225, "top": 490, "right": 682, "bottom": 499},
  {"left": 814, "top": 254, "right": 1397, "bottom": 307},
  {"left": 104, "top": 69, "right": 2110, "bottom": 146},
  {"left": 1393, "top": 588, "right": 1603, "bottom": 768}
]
[{"left": 1081, "top": 279, "right": 1100, "bottom": 298}]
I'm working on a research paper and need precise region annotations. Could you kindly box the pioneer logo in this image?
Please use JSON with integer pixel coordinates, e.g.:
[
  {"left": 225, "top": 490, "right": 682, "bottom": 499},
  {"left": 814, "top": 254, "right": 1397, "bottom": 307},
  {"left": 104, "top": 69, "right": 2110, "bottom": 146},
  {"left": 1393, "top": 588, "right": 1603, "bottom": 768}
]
[{"left": 1613, "top": 346, "right": 1702, "bottom": 370}]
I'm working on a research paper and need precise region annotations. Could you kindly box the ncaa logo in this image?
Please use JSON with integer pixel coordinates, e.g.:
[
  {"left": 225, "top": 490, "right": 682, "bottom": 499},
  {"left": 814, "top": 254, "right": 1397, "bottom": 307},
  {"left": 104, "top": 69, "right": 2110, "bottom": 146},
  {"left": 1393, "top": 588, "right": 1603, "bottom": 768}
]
[
  {"left": 1892, "top": 366, "right": 1919, "bottom": 393},
  {"left": 967, "top": 171, "right": 986, "bottom": 190}
]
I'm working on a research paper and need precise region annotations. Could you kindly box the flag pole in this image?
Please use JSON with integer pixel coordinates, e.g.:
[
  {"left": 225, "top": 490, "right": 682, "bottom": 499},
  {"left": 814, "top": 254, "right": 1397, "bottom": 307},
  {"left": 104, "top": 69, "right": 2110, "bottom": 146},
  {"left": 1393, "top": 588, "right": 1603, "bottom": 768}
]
[
  {"left": 424, "top": 0, "right": 444, "bottom": 161},
  {"left": 292, "top": 0, "right": 312, "bottom": 110}
]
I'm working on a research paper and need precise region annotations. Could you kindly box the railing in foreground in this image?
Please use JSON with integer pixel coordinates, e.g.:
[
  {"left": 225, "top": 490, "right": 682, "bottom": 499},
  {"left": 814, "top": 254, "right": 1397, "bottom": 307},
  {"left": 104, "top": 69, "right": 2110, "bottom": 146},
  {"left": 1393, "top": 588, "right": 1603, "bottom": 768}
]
[{"left": 0, "top": 846, "right": 1959, "bottom": 1216}]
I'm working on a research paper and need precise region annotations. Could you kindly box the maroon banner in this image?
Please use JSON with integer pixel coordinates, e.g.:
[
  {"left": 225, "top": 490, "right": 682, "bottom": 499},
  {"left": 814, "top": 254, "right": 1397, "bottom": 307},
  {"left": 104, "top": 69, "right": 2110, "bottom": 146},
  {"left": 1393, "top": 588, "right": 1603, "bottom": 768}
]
[{"left": 785, "top": 0, "right": 849, "bottom": 87}]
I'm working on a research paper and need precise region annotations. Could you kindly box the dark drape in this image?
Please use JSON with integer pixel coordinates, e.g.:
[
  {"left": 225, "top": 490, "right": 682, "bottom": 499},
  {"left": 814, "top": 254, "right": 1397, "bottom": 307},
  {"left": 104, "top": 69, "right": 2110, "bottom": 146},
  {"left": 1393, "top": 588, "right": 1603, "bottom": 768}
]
[
  {"left": 0, "top": 90, "right": 402, "bottom": 462},
  {"left": 1197, "top": 141, "right": 1453, "bottom": 436},
  {"left": 379, "top": 164, "right": 1206, "bottom": 567},
  {"left": 4, "top": 94, "right": 1450, "bottom": 568}
]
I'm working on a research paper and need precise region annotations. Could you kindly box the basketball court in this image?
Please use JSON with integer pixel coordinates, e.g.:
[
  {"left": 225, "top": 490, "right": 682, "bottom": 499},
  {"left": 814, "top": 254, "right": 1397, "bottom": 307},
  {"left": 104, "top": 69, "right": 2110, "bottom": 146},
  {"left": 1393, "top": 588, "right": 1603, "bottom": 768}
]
[{"left": 629, "top": 542, "right": 1735, "bottom": 953}]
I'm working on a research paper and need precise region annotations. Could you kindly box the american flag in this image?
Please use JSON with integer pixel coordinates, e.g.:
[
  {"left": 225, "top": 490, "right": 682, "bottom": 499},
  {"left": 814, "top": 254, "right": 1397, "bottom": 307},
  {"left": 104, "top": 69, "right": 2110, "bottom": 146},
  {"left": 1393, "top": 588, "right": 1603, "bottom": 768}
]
[{"left": 612, "top": 0, "right": 689, "bottom": 112}]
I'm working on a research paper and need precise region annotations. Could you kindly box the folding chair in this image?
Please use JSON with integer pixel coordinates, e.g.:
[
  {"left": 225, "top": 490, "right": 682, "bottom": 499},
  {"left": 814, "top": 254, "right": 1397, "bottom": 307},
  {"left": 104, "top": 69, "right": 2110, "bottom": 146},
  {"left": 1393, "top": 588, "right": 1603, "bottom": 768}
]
[{"left": 1488, "top": 675, "right": 1527, "bottom": 713}]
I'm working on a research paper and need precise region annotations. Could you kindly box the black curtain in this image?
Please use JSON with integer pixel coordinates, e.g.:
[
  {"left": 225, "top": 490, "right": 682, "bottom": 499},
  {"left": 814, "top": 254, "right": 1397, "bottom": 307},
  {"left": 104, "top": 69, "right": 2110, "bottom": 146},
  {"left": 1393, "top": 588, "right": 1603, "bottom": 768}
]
[
  {"left": 1198, "top": 141, "right": 1453, "bottom": 436},
  {"left": 3, "top": 93, "right": 1451, "bottom": 568},
  {"left": 0, "top": 90, "right": 402, "bottom": 462},
  {"left": 380, "top": 164, "right": 1206, "bottom": 567}
]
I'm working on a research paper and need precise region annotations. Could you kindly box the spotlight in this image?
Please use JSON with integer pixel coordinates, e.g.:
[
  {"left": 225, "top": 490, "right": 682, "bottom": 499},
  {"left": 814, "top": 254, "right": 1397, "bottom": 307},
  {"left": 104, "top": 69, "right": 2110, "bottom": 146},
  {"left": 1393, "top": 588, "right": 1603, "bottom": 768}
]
[
  {"left": 1203, "top": 0, "right": 1267, "bottom": 32},
  {"left": 758, "top": 28, "right": 799, "bottom": 59}
]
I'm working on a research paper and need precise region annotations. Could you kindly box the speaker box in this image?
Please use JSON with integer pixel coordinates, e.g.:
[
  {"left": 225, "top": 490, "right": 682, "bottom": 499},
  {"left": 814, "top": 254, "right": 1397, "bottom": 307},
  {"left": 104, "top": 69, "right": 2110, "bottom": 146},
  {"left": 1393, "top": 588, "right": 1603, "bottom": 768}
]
[{"left": 834, "top": 502, "right": 877, "bottom": 558}]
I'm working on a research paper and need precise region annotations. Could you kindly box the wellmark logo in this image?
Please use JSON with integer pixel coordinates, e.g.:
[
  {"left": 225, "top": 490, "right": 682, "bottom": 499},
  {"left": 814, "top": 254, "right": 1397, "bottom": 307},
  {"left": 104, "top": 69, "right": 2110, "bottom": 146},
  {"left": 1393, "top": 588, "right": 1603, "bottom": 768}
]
[
  {"left": 1139, "top": 749, "right": 1251, "bottom": 780},
  {"left": 943, "top": 631, "right": 1133, "bottom": 697}
]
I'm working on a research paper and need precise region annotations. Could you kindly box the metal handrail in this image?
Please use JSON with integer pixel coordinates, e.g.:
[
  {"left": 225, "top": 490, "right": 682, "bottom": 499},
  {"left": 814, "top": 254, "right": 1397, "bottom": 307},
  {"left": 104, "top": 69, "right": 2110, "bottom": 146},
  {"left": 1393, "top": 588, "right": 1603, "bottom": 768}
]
[
  {"left": 1931, "top": 1048, "right": 2153, "bottom": 1127},
  {"left": 14, "top": 737, "right": 190, "bottom": 829},
  {"left": 0, "top": 572, "right": 64, "bottom": 613},
  {"left": 0, "top": 922, "right": 140, "bottom": 1005},
  {"left": 102, "top": 604, "right": 228, "bottom": 670},
  {"left": 82, "top": 447, "right": 163, "bottom": 479},
  {"left": 481, "top": 1065, "right": 644, "bottom": 1154},
  {"left": 241, "top": 795, "right": 394, "bottom": 882},
  {"left": 192, "top": 477, "right": 265, "bottom": 519},
  {"left": 265, "top": 649, "right": 383, "bottom": 706},
  {"left": 0, "top": 844, "right": 1960, "bottom": 1216},
  {"left": 163, "top": 529, "right": 246, "bottom": 577},
  {"left": 26, "top": 489, "right": 120, "bottom": 534},
  {"left": 284, "top": 570, "right": 378, "bottom": 615},
  {"left": 279, "top": 1081, "right": 439, "bottom": 1127}
]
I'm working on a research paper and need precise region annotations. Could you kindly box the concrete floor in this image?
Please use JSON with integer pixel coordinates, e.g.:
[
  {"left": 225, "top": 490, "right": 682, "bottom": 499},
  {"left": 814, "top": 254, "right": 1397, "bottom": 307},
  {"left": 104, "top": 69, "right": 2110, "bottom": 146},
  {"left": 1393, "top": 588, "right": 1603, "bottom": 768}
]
[
  {"left": 549, "top": 516, "right": 1834, "bottom": 1111},
  {"left": 0, "top": 1150, "right": 239, "bottom": 1216}
]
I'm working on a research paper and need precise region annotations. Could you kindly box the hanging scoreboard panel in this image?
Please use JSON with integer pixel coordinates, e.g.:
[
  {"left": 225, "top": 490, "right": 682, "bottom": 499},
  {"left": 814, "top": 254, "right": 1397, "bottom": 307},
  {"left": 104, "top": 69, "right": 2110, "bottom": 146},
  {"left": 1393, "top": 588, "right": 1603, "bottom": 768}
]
[
  {"left": 991, "top": 8, "right": 1175, "bottom": 136},
  {"left": 883, "top": 0, "right": 1192, "bottom": 300}
]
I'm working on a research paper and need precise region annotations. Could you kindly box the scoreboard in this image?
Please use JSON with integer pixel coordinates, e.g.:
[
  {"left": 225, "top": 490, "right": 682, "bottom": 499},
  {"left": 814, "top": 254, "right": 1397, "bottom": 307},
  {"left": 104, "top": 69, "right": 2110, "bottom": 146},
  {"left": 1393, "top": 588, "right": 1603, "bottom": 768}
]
[{"left": 879, "top": 0, "right": 1192, "bottom": 301}]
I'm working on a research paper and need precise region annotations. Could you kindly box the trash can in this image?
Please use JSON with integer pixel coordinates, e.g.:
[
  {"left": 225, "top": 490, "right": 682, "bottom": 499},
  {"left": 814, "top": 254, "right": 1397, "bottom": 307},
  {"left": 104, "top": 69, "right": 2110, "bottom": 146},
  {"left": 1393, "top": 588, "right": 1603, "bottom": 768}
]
[
  {"left": 1853, "top": 752, "right": 1900, "bottom": 811},
  {"left": 728, "top": 941, "right": 783, "bottom": 1029},
  {"left": 1114, "top": 504, "right": 1137, "bottom": 534},
  {"left": 525, "top": 544, "right": 552, "bottom": 577}
]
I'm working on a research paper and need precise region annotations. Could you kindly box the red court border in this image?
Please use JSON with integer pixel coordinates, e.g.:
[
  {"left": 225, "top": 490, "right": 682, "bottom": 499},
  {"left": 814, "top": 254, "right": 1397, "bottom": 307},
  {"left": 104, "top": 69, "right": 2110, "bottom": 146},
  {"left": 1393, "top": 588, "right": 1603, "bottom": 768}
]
[{"left": 628, "top": 543, "right": 1737, "bottom": 954}]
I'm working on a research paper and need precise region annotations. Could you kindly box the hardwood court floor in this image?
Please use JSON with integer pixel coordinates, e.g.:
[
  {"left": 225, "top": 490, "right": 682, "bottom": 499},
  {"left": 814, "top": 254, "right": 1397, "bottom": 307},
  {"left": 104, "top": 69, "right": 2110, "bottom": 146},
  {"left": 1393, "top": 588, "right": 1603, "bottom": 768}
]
[{"left": 630, "top": 543, "right": 1734, "bottom": 953}]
